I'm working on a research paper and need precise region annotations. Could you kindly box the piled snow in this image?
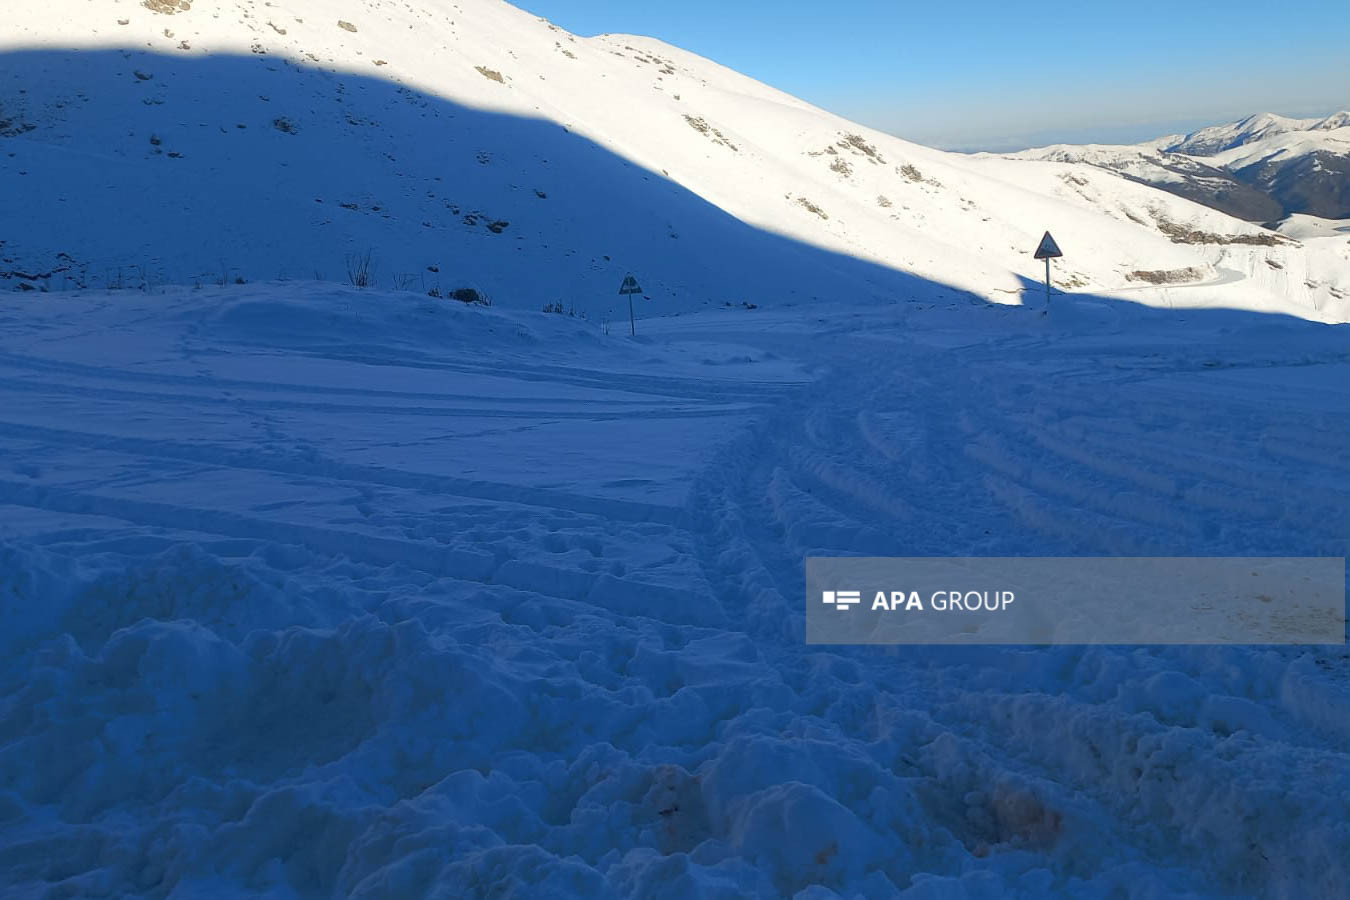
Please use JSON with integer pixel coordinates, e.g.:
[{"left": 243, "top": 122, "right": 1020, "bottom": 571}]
[
  {"left": 1, "top": 284, "right": 1349, "bottom": 897},
  {"left": 0, "top": 1, "right": 1346, "bottom": 319}
]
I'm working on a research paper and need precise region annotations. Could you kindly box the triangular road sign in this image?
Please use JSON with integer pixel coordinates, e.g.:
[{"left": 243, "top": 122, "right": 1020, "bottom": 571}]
[
  {"left": 618, "top": 274, "right": 643, "bottom": 295},
  {"left": 1033, "top": 231, "right": 1063, "bottom": 260}
]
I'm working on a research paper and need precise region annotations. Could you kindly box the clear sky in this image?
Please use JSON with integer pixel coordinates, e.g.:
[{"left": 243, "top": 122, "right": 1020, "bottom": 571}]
[{"left": 516, "top": 0, "right": 1350, "bottom": 151}]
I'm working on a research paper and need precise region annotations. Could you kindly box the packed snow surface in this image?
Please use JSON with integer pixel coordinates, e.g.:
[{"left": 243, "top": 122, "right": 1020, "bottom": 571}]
[{"left": 1, "top": 284, "right": 1348, "bottom": 898}]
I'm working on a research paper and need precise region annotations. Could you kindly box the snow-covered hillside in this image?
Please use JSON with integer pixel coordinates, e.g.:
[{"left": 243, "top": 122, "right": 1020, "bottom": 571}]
[
  {"left": 1279, "top": 213, "right": 1350, "bottom": 240},
  {"left": 1003, "top": 142, "right": 1284, "bottom": 223},
  {"left": 2, "top": 0, "right": 1347, "bottom": 320}
]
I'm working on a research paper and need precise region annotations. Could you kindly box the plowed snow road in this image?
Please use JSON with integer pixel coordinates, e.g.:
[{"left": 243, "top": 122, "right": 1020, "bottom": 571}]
[{"left": 2, "top": 285, "right": 1347, "bottom": 897}]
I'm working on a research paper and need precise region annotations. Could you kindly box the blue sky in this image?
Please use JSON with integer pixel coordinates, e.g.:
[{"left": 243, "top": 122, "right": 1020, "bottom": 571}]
[{"left": 517, "top": 1, "right": 1350, "bottom": 151}]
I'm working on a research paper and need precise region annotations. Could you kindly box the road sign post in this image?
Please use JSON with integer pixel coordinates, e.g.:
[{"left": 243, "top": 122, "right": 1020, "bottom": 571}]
[
  {"left": 1033, "top": 231, "right": 1063, "bottom": 310},
  {"left": 618, "top": 273, "right": 643, "bottom": 335}
]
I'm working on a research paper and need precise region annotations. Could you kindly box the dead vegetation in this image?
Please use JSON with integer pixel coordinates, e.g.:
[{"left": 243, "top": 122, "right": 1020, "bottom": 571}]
[
  {"left": 143, "top": 0, "right": 191, "bottom": 14},
  {"left": 1125, "top": 266, "right": 1207, "bottom": 284},
  {"left": 841, "top": 133, "right": 884, "bottom": 163},
  {"left": 682, "top": 115, "right": 737, "bottom": 151},
  {"left": 449, "top": 287, "right": 490, "bottom": 305},
  {"left": 345, "top": 250, "right": 375, "bottom": 288},
  {"left": 475, "top": 66, "right": 505, "bottom": 84},
  {"left": 1154, "top": 217, "right": 1284, "bottom": 246},
  {"left": 0, "top": 107, "right": 35, "bottom": 137},
  {"left": 795, "top": 197, "right": 828, "bottom": 220},
  {"left": 811, "top": 133, "right": 887, "bottom": 168}
]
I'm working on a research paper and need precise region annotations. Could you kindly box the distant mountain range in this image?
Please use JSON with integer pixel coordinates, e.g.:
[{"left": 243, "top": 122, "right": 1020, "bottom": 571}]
[{"left": 1009, "top": 112, "right": 1350, "bottom": 224}]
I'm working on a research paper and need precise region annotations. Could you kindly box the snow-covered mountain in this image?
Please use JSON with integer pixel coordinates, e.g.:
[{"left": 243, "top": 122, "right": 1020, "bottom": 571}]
[
  {"left": 2, "top": 0, "right": 1347, "bottom": 320},
  {"left": 1161, "top": 111, "right": 1335, "bottom": 156},
  {"left": 1012, "top": 111, "right": 1350, "bottom": 225},
  {"left": 1203, "top": 124, "right": 1350, "bottom": 221},
  {"left": 1003, "top": 143, "right": 1284, "bottom": 222}
]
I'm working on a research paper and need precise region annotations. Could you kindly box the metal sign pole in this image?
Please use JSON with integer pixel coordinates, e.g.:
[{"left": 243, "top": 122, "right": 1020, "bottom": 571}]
[
  {"left": 619, "top": 274, "right": 644, "bottom": 336},
  {"left": 1032, "top": 232, "right": 1062, "bottom": 313}
]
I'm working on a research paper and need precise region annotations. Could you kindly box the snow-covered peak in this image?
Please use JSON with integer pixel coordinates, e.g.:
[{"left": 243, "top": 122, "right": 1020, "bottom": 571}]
[
  {"left": 1158, "top": 111, "right": 1350, "bottom": 158},
  {"left": 1311, "top": 110, "right": 1350, "bottom": 132},
  {"left": 1163, "top": 112, "right": 1320, "bottom": 156}
]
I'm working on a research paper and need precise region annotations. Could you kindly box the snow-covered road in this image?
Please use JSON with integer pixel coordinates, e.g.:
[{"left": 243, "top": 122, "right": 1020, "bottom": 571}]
[{"left": 2, "top": 285, "right": 1348, "bottom": 897}]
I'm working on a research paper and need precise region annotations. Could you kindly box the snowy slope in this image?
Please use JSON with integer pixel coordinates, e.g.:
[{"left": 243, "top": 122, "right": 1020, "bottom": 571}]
[
  {"left": 1006, "top": 142, "right": 1284, "bottom": 223},
  {"left": 2, "top": 284, "right": 1349, "bottom": 897},
  {"left": 1278, "top": 213, "right": 1350, "bottom": 239},
  {"left": 2, "top": 0, "right": 1347, "bottom": 320}
]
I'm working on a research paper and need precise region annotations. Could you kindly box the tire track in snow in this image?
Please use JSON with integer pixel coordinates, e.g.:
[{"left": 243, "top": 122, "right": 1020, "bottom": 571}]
[
  {"left": 250, "top": 347, "right": 797, "bottom": 402},
  {"left": 0, "top": 420, "right": 686, "bottom": 527},
  {"left": 685, "top": 378, "right": 1176, "bottom": 884},
  {"left": 0, "top": 477, "right": 725, "bottom": 628},
  {"left": 684, "top": 328, "right": 1350, "bottom": 894},
  {"left": 0, "top": 347, "right": 791, "bottom": 405},
  {"left": 0, "top": 373, "right": 748, "bottom": 421}
]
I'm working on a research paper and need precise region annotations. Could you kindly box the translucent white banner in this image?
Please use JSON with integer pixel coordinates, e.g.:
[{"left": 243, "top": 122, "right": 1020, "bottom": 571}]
[{"left": 806, "top": 557, "right": 1346, "bottom": 644}]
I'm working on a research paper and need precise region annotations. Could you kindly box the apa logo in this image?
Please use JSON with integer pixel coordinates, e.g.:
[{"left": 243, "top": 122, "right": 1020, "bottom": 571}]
[{"left": 821, "top": 590, "right": 861, "bottom": 611}]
